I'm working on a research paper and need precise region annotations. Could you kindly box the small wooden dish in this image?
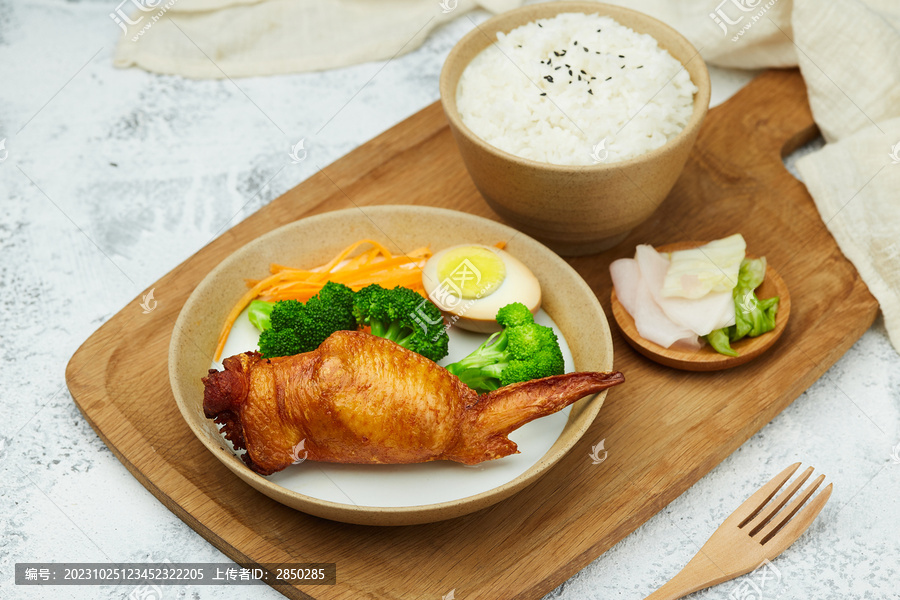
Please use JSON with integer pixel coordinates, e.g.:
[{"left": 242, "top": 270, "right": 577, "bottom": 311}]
[{"left": 610, "top": 242, "right": 791, "bottom": 371}]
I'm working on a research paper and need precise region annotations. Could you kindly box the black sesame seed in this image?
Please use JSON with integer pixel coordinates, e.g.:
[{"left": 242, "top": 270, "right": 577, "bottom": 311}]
[
  {"left": 544, "top": 75, "right": 553, "bottom": 83},
  {"left": 540, "top": 92, "right": 547, "bottom": 96},
  {"left": 620, "top": 65, "right": 625, "bottom": 69},
  {"left": 618, "top": 54, "right": 625, "bottom": 58},
  {"left": 588, "top": 89, "right": 594, "bottom": 95},
  {"left": 517, "top": 44, "right": 522, "bottom": 48},
  {"left": 596, "top": 28, "right": 602, "bottom": 32},
  {"left": 637, "top": 65, "right": 643, "bottom": 68},
  {"left": 538, "top": 23, "right": 542, "bottom": 27},
  {"left": 553, "top": 51, "right": 561, "bottom": 57},
  {"left": 584, "top": 47, "right": 589, "bottom": 52},
  {"left": 568, "top": 69, "right": 573, "bottom": 75},
  {"left": 590, "top": 76, "right": 596, "bottom": 80},
  {"left": 578, "top": 75, "right": 582, "bottom": 80},
  {"left": 580, "top": 69, "right": 587, "bottom": 74},
  {"left": 574, "top": 40, "right": 578, "bottom": 45},
  {"left": 595, "top": 51, "right": 601, "bottom": 54},
  {"left": 555, "top": 66, "right": 561, "bottom": 70},
  {"left": 605, "top": 76, "right": 612, "bottom": 81}
]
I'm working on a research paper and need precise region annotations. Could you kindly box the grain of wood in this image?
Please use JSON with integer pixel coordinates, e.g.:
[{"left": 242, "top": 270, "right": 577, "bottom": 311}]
[{"left": 66, "top": 70, "right": 877, "bottom": 600}]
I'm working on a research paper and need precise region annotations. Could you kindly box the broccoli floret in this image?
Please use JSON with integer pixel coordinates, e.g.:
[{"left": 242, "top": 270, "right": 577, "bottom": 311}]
[
  {"left": 445, "top": 302, "right": 564, "bottom": 392},
  {"left": 352, "top": 284, "right": 449, "bottom": 362},
  {"left": 315, "top": 280, "right": 357, "bottom": 314},
  {"left": 496, "top": 302, "right": 536, "bottom": 328},
  {"left": 257, "top": 281, "right": 357, "bottom": 357},
  {"left": 257, "top": 327, "right": 306, "bottom": 357}
]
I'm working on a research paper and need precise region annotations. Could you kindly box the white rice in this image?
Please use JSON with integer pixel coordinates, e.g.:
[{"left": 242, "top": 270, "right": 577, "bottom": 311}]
[{"left": 456, "top": 13, "right": 698, "bottom": 165}]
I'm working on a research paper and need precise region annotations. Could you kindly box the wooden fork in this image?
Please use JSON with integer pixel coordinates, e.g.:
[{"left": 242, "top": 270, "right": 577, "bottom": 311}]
[{"left": 646, "top": 463, "right": 832, "bottom": 600}]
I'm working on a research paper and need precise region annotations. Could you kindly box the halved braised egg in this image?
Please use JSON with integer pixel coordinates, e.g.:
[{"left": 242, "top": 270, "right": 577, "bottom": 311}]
[{"left": 421, "top": 244, "right": 541, "bottom": 333}]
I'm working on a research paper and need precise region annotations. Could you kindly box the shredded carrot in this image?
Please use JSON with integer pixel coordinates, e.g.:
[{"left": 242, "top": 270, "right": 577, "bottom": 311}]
[
  {"left": 495, "top": 241, "right": 507, "bottom": 250},
  {"left": 213, "top": 239, "right": 432, "bottom": 361}
]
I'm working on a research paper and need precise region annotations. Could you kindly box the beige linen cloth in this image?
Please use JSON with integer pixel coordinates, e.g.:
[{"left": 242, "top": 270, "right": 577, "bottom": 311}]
[
  {"left": 113, "top": 0, "right": 900, "bottom": 353},
  {"left": 112, "top": 0, "right": 522, "bottom": 77}
]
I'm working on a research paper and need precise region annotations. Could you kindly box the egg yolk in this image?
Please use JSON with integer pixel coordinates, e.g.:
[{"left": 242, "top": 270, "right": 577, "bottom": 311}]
[{"left": 436, "top": 246, "right": 506, "bottom": 299}]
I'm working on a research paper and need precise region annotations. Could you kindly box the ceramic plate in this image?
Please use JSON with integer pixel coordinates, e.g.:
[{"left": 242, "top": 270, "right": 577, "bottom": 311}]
[{"left": 169, "top": 205, "right": 615, "bottom": 525}]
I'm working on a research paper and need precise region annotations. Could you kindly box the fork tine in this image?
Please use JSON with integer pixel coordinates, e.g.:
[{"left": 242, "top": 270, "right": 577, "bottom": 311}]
[
  {"left": 645, "top": 466, "right": 830, "bottom": 599},
  {"left": 756, "top": 474, "right": 826, "bottom": 544},
  {"left": 745, "top": 466, "right": 814, "bottom": 535},
  {"left": 763, "top": 483, "right": 833, "bottom": 554},
  {"left": 733, "top": 462, "right": 801, "bottom": 527}
]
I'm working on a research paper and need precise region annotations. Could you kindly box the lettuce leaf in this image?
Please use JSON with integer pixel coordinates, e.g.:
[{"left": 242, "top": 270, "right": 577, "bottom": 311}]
[
  {"left": 704, "top": 258, "right": 779, "bottom": 357},
  {"left": 661, "top": 233, "right": 746, "bottom": 299},
  {"left": 248, "top": 300, "right": 275, "bottom": 332}
]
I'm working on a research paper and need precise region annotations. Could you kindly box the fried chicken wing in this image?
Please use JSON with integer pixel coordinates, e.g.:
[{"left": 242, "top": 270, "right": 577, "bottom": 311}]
[{"left": 203, "top": 330, "right": 624, "bottom": 475}]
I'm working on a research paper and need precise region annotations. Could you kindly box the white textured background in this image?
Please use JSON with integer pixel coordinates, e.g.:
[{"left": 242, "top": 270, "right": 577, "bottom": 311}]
[{"left": 1, "top": 1, "right": 898, "bottom": 600}]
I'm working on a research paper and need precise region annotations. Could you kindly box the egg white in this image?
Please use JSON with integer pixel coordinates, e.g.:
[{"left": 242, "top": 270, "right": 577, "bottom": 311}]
[{"left": 421, "top": 244, "right": 542, "bottom": 333}]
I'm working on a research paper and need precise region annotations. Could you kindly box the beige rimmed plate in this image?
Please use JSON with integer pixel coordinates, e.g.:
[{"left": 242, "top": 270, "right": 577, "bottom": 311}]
[
  {"left": 169, "top": 205, "right": 615, "bottom": 526},
  {"left": 611, "top": 241, "right": 790, "bottom": 371}
]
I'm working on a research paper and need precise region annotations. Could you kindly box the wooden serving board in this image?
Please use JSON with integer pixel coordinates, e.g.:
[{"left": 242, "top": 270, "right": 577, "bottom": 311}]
[{"left": 67, "top": 70, "right": 877, "bottom": 600}]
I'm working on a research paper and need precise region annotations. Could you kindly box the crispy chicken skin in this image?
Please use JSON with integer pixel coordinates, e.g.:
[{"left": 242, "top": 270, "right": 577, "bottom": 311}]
[{"left": 203, "top": 330, "right": 624, "bottom": 475}]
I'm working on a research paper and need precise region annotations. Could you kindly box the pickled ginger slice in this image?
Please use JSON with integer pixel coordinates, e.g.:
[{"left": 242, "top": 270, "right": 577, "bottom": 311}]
[
  {"left": 610, "top": 257, "right": 701, "bottom": 349},
  {"left": 635, "top": 245, "right": 736, "bottom": 337},
  {"left": 660, "top": 234, "right": 746, "bottom": 299}
]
